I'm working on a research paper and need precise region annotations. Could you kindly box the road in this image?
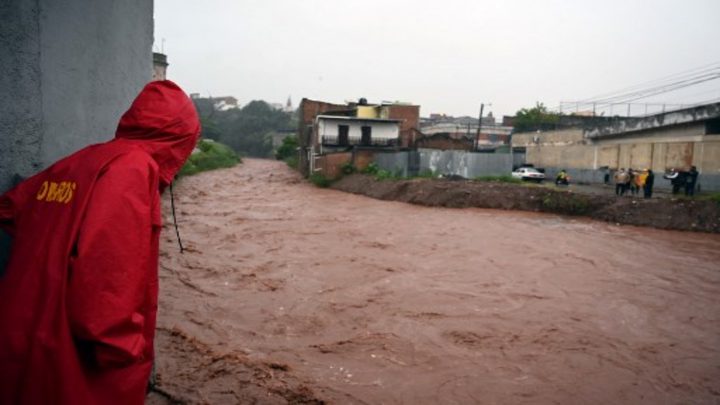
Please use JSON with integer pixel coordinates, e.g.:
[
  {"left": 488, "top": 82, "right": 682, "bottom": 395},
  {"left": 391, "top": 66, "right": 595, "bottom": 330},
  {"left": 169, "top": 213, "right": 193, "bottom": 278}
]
[{"left": 150, "top": 158, "right": 720, "bottom": 404}]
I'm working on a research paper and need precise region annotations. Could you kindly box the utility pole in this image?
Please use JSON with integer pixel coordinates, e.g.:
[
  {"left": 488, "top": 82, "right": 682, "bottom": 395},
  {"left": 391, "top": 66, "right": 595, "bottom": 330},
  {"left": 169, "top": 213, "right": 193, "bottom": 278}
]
[{"left": 476, "top": 103, "right": 485, "bottom": 151}]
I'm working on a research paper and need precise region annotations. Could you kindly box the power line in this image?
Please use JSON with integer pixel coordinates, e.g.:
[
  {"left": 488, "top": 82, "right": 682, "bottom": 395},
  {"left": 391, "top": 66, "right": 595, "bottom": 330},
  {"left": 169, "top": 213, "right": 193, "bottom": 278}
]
[{"left": 571, "top": 62, "right": 720, "bottom": 104}]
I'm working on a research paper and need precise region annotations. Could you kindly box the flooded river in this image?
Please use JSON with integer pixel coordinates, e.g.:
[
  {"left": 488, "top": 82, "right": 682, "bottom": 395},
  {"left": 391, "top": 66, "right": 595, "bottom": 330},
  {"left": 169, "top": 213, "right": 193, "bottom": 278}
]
[{"left": 153, "top": 158, "right": 720, "bottom": 404}]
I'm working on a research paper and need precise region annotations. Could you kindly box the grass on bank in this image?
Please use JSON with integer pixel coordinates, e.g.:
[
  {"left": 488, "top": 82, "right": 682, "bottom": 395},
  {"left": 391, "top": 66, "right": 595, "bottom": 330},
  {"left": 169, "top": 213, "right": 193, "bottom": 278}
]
[
  {"left": 178, "top": 139, "right": 241, "bottom": 177},
  {"left": 473, "top": 175, "right": 523, "bottom": 184},
  {"left": 699, "top": 192, "right": 720, "bottom": 204}
]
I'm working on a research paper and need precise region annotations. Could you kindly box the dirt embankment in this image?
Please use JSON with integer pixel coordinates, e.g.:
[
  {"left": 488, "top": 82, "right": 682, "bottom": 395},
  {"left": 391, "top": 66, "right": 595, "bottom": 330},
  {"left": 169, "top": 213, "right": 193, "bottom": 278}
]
[{"left": 331, "top": 175, "right": 720, "bottom": 233}]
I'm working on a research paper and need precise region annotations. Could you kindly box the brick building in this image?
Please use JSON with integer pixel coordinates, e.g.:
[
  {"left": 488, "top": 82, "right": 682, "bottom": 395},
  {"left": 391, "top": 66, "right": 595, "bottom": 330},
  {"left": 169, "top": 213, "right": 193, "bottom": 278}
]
[{"left": 297, "top": 98, "right": 420, "bottom": 176}]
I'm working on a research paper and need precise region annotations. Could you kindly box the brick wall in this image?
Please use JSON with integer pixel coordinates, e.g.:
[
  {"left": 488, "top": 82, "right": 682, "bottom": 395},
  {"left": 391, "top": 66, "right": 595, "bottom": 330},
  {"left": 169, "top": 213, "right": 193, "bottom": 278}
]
[
  {"left": 314, "top": 152, "right": 352, "bottom": 180},
  {"left": 416, "top": 134, "right": 474, "bottom": 151},
  {"left": 388, "top": 105, "right": 420, "bottom": 147}
]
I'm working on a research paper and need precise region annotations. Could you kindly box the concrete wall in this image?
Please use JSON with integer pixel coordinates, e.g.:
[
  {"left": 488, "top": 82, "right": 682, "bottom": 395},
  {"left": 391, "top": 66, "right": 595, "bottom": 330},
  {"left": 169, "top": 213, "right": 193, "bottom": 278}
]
[
  {"left": 0, "top": 0, "right": 153, "bottom": 193},
  {"left": 512, "top": 123, "right": 720, "bottom": 191},
  {"left": 0, "top": 0, "right": 153, "bottom": 272}
]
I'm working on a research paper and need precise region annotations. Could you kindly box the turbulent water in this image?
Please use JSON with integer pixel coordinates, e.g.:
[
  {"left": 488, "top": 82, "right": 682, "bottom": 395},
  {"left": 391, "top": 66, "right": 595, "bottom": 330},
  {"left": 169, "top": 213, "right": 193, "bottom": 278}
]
[{"left": 152, "top": 158, "right": 720, "bottom": 404}]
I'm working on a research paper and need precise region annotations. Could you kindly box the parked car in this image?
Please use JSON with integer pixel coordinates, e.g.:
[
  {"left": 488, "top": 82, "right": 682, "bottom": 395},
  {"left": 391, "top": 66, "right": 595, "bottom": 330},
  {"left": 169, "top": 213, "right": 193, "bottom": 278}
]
[{"left": 512, "top": 167, "right": 545, "bottom": 183}]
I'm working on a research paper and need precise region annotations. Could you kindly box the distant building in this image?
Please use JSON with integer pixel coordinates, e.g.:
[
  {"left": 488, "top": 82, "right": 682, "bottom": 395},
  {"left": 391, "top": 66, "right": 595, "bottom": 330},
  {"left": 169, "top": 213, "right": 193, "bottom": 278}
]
[
  {"left": 190, "top": 94, "right": 240, "bottom": 113},
  {"left": 269, "top": 97, "right": 295, "bottom": 113},
  {"left": 152, "top": 52, "right": 168, "bottom": 81},
  {"left": 212, "top": 96, "right": 239, "bottom": 111},
  {"left": 420, "top": 112, "right": 512, "bottom": 150}
]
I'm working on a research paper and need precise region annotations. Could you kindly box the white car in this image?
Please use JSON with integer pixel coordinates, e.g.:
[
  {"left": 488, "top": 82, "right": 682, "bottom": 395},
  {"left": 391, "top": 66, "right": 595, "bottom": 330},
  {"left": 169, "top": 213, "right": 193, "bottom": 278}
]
[{"left": 512, "top": 167, "right": 545, "bottom": 183}]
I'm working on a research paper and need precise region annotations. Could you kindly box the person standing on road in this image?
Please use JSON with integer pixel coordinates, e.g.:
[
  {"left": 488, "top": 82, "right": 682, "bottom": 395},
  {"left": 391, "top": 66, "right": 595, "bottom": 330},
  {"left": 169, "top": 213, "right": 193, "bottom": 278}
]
[
  {"left": 627, "top": 169, "right": 636, "bottom": 195},
  {"left": 614, "top": 168, "right": 628, "bottom": 196},
  {"left": 634, "top": 169, "right": 647, "bottom": 196},
  {"left": 644, "top": 169, "right": 655, "bottom": 199},
  {"left": 0, "top": 81, "right": 200, "bottom": 405},
  {"left": 685, "top": 166, "right": 699, "bottom": 196}
]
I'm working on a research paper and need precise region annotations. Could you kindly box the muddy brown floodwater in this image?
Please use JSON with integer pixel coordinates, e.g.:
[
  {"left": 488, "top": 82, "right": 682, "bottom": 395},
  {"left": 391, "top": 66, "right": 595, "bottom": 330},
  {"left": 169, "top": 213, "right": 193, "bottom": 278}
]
[{"left": 148, "top": 158, "right": 720, "bottom": 404}]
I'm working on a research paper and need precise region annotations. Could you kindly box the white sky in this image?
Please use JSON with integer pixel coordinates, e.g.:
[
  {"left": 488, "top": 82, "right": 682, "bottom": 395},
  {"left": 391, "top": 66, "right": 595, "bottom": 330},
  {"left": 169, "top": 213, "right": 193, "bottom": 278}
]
[{"left": 154, "top": 0, "right": 720, "bottom": 118}]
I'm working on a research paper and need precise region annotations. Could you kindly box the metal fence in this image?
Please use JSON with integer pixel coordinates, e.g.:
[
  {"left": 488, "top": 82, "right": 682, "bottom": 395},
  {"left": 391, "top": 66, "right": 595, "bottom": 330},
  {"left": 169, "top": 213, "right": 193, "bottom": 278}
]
[{"left": 373, "top": 150, "right": 525, "bottom": 178}]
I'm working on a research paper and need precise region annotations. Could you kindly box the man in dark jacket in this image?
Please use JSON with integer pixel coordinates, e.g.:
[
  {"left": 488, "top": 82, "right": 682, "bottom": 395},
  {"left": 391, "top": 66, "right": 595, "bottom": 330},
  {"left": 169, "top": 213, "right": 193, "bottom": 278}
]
[
  {"left": 685, "top": 166, "right": 699, "bottom": 196},
  {"left": 644, "top": 169, "right": 655, "bottom": 199},
  {"left": 0, "top": 81, "right": 200, "bottom": 405}
]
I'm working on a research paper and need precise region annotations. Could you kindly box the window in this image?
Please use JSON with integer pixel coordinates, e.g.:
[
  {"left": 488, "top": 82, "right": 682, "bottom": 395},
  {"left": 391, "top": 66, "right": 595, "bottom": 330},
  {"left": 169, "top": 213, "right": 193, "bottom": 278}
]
[
  {"left": 338, "top": 125, "right": 349, "bottom": 146},
  {"left": 361, "top": 126, "right": 372, "bottom": 146}
]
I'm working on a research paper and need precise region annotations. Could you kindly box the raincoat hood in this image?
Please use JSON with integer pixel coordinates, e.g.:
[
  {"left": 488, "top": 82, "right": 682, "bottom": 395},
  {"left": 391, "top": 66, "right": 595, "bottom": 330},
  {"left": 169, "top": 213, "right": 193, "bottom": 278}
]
[{"left": 115, "top": 80, "right": 200, "bottom": 186}]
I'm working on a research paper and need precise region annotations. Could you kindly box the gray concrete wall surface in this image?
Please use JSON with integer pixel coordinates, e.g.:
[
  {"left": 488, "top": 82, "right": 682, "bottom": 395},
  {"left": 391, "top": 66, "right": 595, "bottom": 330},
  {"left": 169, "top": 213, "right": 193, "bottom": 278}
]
[
  {"left": 0, "top": 0, "right": 44, "bottom": 193},
  {"left": 0, "top": 0, "right": 153, "bottom": 273},
  {"left": 0, "top": 0, "right": 154, "bottom": 193}
]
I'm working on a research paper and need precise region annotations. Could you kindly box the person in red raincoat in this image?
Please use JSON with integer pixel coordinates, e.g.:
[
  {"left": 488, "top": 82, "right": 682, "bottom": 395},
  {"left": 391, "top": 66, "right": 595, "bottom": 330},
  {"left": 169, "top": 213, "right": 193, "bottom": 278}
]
[{"left": 0, "top": 80, "right": 200, "bottom": 404}]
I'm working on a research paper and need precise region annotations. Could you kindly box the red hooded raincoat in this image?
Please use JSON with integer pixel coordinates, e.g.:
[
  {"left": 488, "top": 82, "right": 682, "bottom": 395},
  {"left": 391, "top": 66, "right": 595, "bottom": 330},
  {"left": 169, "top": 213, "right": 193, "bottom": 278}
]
[{"left": 0, "top": 80, "right": 199, "bottom": 404}]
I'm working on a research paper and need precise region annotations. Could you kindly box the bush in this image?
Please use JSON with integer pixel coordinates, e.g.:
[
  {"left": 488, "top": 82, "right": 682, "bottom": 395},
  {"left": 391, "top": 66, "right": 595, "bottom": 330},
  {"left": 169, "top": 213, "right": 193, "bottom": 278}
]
[
  {"left": 375, "top": 169, "right": 394, "bottom": 180},
  {"left": 285, "top": 156, "right": 298, "bottom": 169},
  {"left": 361, "top": 162, "right": 380, "bottom": 175},
  {"left": 179, "top": 139, "right": 241, "bottom": 177},
  {"left": 341, "top": 162, "right": 356, "bottom": 175},
  {"left": 275, "top": 135, "right": 298, "bottom": 161},
  {"left": 541, "top": 193, "right": 591, "bottom": 215},
  {"left": 417, "top": 169, "right": 436, "bottom": 178},
  {"left": 309, "top": 173, "right": 331, "bottom": 188}
]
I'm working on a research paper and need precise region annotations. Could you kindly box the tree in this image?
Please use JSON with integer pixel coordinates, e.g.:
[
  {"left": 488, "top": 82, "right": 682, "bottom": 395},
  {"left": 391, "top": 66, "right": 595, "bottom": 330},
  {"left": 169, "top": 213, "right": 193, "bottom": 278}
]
[
  {"left": 218, "top": 101, "right": 291, "bottom": 157},
  {"left": 275, "top": 135, "right": 298, "bottom": 161},
  {"left": 193, "top": 99, "right": 293, "bottom": 158},
  {"left": 513, "top": 102, "right": 561, "bottom": 133}
]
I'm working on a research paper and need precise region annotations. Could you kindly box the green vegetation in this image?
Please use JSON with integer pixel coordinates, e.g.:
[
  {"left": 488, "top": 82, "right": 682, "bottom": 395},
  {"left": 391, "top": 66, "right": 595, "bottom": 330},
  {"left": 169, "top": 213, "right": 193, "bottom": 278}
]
[
  {"left": 274, "top": 135, "right": 298, "bottom": 161},
  {"left": 274, "top": 135, "right": 299, "bottom": 170},
  {"left": 309, "top": 173, "right": 332, "bottom": 188},
  {"left": 284, "top": 156, "right": 298, "bottom": 169},
  {"left": 340, "top": 162, "right": 356, "bottom": 175},
  {"left": 179, "top": 139, "right": 241, "bottom": 176},
  {"left": 374, "top": 169, "right": 395, "bottom": 180},
  {"left": 513, "top": 102, "right": 562, "bottom": 133},
  {"left": 700, "top": 192, "right": 720, "bottom": 204},
  {"left": 541, "top": 192, "right": 591, "bottom": 215},
  {"left": 194, "top": 98, "right": 295, "bottom": 158},
  {"left": 358, "top": 163, "right": 406, "bottom": 181},
  {"left": 474, "top": 175, "right": 523, "bottom": 184},
  {"left": 417, "top": 169, "right": 436, "bottom": 178},
  {"left": 361, "top": 162, "right": 380, "bottom": 175}
]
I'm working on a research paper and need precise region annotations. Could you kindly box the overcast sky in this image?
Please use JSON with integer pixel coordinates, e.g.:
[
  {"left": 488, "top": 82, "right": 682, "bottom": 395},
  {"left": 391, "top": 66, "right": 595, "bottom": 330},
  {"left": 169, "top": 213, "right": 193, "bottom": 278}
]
[{"left": 154, "top": 0, "right": 720, "bottom": 119}]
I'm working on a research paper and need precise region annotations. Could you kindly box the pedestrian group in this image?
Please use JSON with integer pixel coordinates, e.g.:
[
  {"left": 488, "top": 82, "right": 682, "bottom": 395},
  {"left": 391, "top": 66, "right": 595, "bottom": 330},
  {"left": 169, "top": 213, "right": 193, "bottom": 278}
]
[{"left": 613, "top": 168, "right": 655, "bottom": 198}]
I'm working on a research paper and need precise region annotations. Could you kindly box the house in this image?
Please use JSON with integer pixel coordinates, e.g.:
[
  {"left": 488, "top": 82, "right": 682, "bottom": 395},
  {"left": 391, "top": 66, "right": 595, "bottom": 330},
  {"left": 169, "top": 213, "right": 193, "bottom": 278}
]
[{"left": 297, "top": 98, "right": 420, "bottom": 176}]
